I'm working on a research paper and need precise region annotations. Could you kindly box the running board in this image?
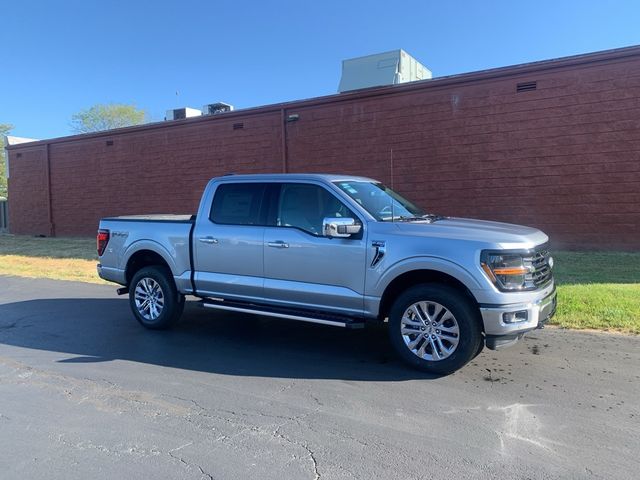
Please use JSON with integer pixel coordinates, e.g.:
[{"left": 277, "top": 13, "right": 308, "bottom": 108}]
[{"left": 201, "top": 300, "right": 365, "bottom": 329}]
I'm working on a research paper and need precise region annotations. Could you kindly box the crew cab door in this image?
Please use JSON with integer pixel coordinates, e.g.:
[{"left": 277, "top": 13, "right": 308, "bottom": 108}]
[
  {"left": 263, "top": 182, "right": 367, "bottom": 316},
  {"left": 193, "top": 182, "right": 268, "bottom": 302}
]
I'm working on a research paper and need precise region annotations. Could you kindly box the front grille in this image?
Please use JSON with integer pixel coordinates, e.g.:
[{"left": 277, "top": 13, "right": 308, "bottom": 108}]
[{"left": 528, "top": 245, "right": 553, "bottom": 287}]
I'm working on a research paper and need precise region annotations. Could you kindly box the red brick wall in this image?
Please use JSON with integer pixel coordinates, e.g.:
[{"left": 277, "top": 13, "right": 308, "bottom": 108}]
[
  {"left": 7, "top": 48, "right": 640, "bottom": 250},
  {"left": 45, "top": 112, "right": 283, "bottom": 236},
  {"left": 6, "top": 146, "right": 51, "bottom": 236}
]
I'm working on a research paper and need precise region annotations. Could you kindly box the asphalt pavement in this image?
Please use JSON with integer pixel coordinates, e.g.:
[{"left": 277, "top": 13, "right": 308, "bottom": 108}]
[{"left": 0, "top": 275, "right": 638, "bottom": 479}]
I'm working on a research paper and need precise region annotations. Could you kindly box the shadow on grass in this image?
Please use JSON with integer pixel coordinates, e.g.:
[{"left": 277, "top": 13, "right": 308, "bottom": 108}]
[{"left": 552, "top": 251, "right": 640, "bottom": 285}]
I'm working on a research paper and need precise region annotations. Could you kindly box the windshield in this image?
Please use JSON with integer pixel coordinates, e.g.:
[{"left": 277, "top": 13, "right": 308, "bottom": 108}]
[{"left": 333, "top": 181, "right": 426, "bottom": 221}]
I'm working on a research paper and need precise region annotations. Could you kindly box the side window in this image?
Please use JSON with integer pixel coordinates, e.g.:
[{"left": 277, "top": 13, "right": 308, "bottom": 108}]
[
  {"left": 211, "top": 183, "right": 267, "bottom": 225},
  {"left": 277, "top": 183, "right": 357, "bottom": 235}
]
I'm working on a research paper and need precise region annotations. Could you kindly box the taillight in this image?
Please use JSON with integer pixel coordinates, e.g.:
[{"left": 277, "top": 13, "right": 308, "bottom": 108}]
[{"left": 97, "top": 229, "right": 110, "bottom": 256}]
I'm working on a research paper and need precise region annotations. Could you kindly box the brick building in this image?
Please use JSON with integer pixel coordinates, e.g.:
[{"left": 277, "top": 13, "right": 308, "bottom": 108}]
[{"left": 5, "top": 46, "right": 640, "bottom": 250}]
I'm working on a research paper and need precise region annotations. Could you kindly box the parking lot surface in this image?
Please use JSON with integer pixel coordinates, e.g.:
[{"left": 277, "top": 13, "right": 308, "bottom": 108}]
[{"left": 0, "top": 275, "right": 638, "bottom": 479}]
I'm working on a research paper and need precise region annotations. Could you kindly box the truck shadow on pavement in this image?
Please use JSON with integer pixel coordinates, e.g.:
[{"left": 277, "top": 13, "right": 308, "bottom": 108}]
[{"left": 0, "top": 298, "right": 439, "bottom": 381}]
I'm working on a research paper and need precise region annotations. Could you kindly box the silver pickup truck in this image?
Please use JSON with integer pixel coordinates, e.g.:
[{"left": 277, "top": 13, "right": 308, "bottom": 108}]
[{"left": 97, "top": 174, "right": 556, "bottom": 374}]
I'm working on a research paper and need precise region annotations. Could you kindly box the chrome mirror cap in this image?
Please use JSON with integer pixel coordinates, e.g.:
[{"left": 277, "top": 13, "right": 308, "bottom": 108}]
[{"left": 323, "top": 217, "right": 361, "bottom": 238}]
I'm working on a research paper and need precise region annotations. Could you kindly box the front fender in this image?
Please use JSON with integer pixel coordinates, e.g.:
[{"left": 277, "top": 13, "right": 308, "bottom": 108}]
[{"left": 372, "top": 255, "right": 484, "bottom": 298}]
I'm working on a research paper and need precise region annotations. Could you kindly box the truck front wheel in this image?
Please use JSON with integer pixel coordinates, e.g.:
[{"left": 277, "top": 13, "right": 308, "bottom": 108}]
[
  {"left": 388, "top": 284, "right": 482, "bottom": 375},
  {"left": 129, "top": 266, "right": 185, "bottom": 329}
]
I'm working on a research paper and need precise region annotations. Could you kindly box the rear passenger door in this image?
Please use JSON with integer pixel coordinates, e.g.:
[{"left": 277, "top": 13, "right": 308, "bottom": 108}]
[
  {"left": 193, "top": 182, "right": 269, "bottom": 302},
  {"left": 262, "top": 182, "right": 367, "bottom": 316}
]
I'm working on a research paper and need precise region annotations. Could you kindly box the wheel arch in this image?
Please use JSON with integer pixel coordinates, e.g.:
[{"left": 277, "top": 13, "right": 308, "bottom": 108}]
[
  {"left": 125, "top": 248, "right": 174, "bottom": 287},
  {"left": 378, "top": 269, "right": 481, "bottom": 327}
]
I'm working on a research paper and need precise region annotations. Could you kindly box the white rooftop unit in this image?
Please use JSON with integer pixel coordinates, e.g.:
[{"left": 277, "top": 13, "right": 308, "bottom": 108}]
[
  {"left": 338, "top": 49, "right": 432, "bottom": 93},
  {"left": 202, "top": 102, "right": 234, "bottom": 116},
  {"left": 165, "top": 107, "right": 202, "bottom": 121},
  {"left": 4, "top": 135, "right": 39, "bottom": 146}
]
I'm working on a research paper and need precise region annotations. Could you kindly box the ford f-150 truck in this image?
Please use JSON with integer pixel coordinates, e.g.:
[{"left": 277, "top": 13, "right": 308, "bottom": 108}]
[{"left": 97, "top": 174, "right": 556, "bottom": 374}]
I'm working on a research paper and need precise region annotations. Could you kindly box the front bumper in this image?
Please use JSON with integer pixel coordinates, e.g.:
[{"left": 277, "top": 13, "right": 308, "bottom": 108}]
[{"left": 479, "top": 286, "right": 557, "bottom": 339}]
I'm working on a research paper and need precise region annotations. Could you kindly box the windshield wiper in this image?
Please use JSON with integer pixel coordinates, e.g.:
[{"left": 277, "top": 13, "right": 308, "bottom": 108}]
[
  {"left": 381, "top": 214, "right": 446, "bottom": 223},
  {"left": 394, "top": 214, "right": 446, "bottom": 223},
  {"left": 419, "top": 213, "right": 446, "bottom": 223},
  {"left": 383, "top": 215, "right": 419, "bottom": 222}
]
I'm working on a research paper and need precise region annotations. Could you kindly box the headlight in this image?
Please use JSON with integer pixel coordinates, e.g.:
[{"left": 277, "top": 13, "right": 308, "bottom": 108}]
[{"left": 481, "top": 251, "right": 534, "bottom": 291}]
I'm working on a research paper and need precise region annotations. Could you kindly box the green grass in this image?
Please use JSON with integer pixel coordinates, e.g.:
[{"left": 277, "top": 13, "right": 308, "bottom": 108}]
[
  {"left": 0, "top": 235, "right": 638, "bottom": 333},
  {"left": 551, "top": 251, "right": 640, "bottom": 334},
  {"left": 551, "top": 251, "right": 640, "bottom": 284},
  {"left": 0, "top": 234, "right": 97, "bottom": 260},
  {"left": 0, "top": 234, "right": 106, "bottom": 284}
]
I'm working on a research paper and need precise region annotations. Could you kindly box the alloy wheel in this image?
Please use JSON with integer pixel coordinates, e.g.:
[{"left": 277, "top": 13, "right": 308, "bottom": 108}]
[
  {"left": 134, "top": 277, "right": 165, "bottom": 321},
  {"left": 400, "top": 301, "right": 460, "bottom": 361}
]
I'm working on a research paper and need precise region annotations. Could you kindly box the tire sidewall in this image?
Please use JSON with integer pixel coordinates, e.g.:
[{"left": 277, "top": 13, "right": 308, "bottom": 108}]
[
  {"left": 129, "top": 266, "right": 183, "bottom": 329},
  {"left": 388, "top": 284, "right": 482, "bottom": 375}
]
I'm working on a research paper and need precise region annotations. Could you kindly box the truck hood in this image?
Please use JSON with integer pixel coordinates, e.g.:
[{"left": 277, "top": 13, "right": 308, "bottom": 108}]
[{"left": 385, "top": 217, "right": 548, "bottom": 249}]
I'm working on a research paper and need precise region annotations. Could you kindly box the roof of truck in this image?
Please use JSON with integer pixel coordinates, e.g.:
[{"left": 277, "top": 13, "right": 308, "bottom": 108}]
[{"left": 213, "top": 173, "right": 378, "bottom": 183}]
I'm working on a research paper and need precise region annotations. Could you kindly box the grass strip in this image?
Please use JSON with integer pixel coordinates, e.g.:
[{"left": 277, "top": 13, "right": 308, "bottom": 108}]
[
  {"left": 555, "top": 284, "right": 640, "bottom": 334},
  {"left": 1, "top": 235, "right": 639, "bottom": 333},
  {"left": 0, "top": 254, "right": 108, "bottom": 285}
]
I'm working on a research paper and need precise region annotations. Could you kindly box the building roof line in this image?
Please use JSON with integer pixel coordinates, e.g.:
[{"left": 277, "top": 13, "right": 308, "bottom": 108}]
[{"left": 8, "top": 44, "right": 640, "bottom": 150}]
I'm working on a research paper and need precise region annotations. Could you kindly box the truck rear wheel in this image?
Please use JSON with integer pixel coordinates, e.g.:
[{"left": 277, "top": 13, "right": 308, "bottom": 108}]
[
  {"left": 388, "top": 284, "right": 482, "bottom": 375},
  {"left": 129, "top": 266, "right": 184, "bottom": 329}
]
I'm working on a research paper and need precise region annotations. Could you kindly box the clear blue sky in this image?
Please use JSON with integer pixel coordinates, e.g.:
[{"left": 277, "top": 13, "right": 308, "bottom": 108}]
[{"left": 2, "top": 0, "right": 640, "bottom": 140}]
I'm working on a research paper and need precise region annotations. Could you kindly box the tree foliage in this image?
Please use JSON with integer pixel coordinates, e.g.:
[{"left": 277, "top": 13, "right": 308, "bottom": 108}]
[
  {"left": 0, "top": 123, "right": 12, "bottom": 198},
  {"left": 70, "top": 103, "right": 147, "bottom": 133}
]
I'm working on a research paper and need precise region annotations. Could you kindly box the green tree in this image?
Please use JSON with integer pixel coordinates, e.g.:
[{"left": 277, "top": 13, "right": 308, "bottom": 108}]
[
  {"left": 70, "top": 103, "right": 147, "bottom": 133},
  {"left": 0, "top": 123, "right": 12, "bottom": 198}
]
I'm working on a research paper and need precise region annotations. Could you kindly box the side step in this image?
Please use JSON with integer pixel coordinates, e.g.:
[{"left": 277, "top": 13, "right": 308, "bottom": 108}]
[{"left": 201, "top": 299, "right": 365, "bottom": 329}]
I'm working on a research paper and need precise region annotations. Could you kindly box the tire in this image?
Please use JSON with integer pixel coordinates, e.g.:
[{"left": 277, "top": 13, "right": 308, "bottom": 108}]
[
  {"left": 473, "top": 337, "right": 485, "bottom": 359},
  {"left": 388, "top": 284, "right": 482, "bottom": 375},
  {"left": 129, "top": 266, "right": 185, "bottom": 330}
]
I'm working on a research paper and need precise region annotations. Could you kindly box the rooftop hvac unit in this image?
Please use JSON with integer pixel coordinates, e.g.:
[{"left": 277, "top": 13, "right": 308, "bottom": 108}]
[
  {"left": 165, "top": 107, "right": 202, "bottom": 121},
  {"left": 338, "top": 49, "right": 432, "bottom": 93},
  {"left": 203, "top": 102, "right": 234, "bottom": 115}
]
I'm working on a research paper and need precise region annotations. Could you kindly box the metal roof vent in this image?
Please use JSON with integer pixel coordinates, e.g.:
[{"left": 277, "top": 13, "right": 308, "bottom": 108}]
[
  {"left": 338, "top": 49, "right": 432, "bottom": 93},
  {"left": 165, "top": 107, "right": 202, "bottom": 121},
  {"left": 203, "top": 102, "right": 234, "bottom": 116}
]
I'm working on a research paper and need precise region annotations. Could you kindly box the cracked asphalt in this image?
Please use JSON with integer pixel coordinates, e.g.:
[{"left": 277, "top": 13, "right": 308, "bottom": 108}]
[{"left": 0, "top": 275, "right": 638, "bottom": 479}]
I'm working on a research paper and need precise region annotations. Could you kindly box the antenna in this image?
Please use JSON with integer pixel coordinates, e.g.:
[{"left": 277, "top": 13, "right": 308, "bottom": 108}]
[
  {"left": 390, "top": 148, "right": 394, "bottom": 189},
  {"left": 390, "top": 148, "right": 395, "bottom": 222}
]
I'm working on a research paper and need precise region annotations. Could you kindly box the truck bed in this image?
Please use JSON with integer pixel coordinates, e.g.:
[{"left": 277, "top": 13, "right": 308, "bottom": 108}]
[
  {"left": 98, "top": 214, "right": 197, "bottom": 291},
  {"left": 101, "top": 214, "right": 195, "bottom": 223}
]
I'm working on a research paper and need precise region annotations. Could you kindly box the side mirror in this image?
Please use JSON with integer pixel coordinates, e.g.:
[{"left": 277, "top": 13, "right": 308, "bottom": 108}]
[{"left": 323, "top": 217, "right": 362, "bottom": 238}]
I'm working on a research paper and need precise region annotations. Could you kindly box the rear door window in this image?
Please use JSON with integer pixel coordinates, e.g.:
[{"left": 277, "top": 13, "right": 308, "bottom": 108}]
[{"left": 210, "top": 183, "right": 268, "bottom": 225}]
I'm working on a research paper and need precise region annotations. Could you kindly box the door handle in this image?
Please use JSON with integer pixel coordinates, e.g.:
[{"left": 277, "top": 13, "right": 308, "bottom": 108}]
[
  {"left": 199, "top": 236, "right": 219, "bottom": 244},
  {"left": 267, "top": 241, "right": 289, "bottom": 249}
]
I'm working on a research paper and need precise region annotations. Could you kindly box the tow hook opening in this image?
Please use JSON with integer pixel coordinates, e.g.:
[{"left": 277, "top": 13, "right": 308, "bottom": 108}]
[{"left": 502, "top": 310, "right": 528, "bottom": 324}]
